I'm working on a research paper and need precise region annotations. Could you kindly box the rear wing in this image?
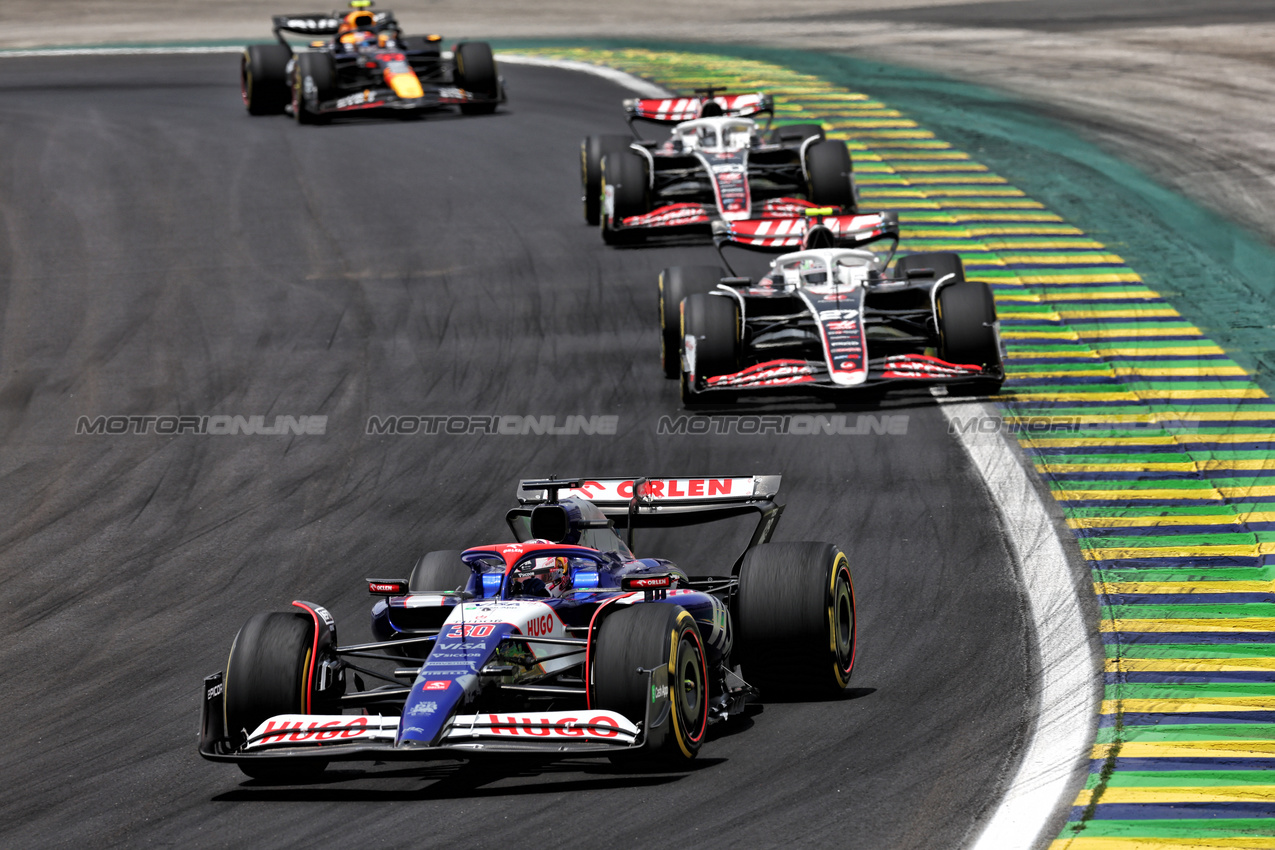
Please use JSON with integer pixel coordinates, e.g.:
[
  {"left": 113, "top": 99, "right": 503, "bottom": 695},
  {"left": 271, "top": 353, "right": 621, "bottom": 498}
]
[
  {"left": 713, "top": 211, "right": 900, "bottom": 252},
  {"left": 518, "top": 476, "right": 779, "bottom": 508},
  {"left": 515, "top": 475, "right": 784, "bottom": 554},
  {"left": 624, "top": 93, "right": 773, "bottom": 125},
  {"left": 271, "top": 9, "right": 397, "bottom": 40}
]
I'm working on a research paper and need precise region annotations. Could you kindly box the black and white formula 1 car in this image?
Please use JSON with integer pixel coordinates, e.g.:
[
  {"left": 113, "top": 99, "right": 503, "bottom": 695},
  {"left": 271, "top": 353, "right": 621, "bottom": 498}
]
[
  {"left": 579, "top": 88, "right": 858, "bottom": 244},
  {"left": 239, "top": 1, "right": 504, "bottom": 123},
  {"left": 199, "top": 476, "right": 857, "bottom": 779},
  {"left": 659, "top": 210, "right": 1005, "bottom": 405}
]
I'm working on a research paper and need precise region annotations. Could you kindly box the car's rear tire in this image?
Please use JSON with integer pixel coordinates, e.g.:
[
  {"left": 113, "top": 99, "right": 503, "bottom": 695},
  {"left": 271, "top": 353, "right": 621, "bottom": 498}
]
[
  {"left": 593, "top": 604, "right": 708, "bottom": 763},
  {"left": 734, "top": 542, "right": 856, "bottom": 695},
  {"left": 680, "top": 293, "right": 740, "bottom": 406},
  {"left": 659, "top": 266, "right": 726, "bottom": 379},
  {"left": 408, "top": 549, "right": 469, "bottom": 592},
  {"left": 769, "top": 122, "right": 824, "bottom": 145},
  {"left": 600, "top": 149, "right": 650, "bottom": 245},
  {"left": 582, "top": 135, "right": 634, "bottom": 225},
  {"left": 454, "top": 42, "right": 499, "bottom": 114},
  {"left": 937, "top": 278, "right": 1003, "bottom": 395},
  {"left": 224, "top": 612, "right": 329, "bottom": 780},
  {"left": 805, "top": 139, "right": 857, "bottom": 211},
  {"left": 241, "top": 44, "right": 291, "bottom": 115},
  {"left": 292, "top": 51, "right": 335, "bottom": 125}
]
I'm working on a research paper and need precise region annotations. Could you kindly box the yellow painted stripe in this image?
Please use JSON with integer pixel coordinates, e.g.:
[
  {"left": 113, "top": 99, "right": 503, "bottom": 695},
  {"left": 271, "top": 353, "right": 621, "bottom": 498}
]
[
  {"left": 1015, "top": 390, "right": 1264, "bottom": 402},
  {"left": 1111, "top": 367, "right": 1251, "bottom": 377},
  {"left": 1096, "top": 582, "right": 1271, "bottom": 594},
  {"left": 1050, "top": 840, "right": 1275, "bottom": 850},
  {"left": 1103, "top": 698, "right": 1275, "bottom": 713},
  {"left": 1056, "top": 309, "right": 1183, "bottom": 319},
  {"left": 1085, "top": 546, "right": 1259, "bottom": 560},
  {"left": 1075, "top": 786, "right": 1275, "bottom": 804},
  {"left": 1101, "top": 618, "right": 1275, "bottom": 632},
  {"left": 1112, "top": 657, "right": 1275, "bottom": 672},
  {"left": 1068, "top": 515, "right": 1238, "bottom": 528},
  {"left": 1094, "top": 740, "right": 1275, "bottom": 758},
  {"left": 1016, "top": 274, "right": 1145, "bottom": 284},
  {"left": 1091, "top": 346, "right": 1227, "bottom": 356},
  {"left": 1055, "top": 490, "right": 1222, "bottom": 501}
]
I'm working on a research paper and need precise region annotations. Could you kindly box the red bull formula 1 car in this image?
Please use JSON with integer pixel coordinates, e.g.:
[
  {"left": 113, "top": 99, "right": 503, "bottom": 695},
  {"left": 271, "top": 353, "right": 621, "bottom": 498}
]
[
  {"left": 240, "top": 1, "right": 504, "bottom": 123},
  {"left": 659, "top": 211, "right": 1005, "bottom": 405},
  {"left": 579, "top": 88, "right": 857, "bottom": 244},
  {"left": 199, "top": 476, "right": 857, "bottom": 779}
]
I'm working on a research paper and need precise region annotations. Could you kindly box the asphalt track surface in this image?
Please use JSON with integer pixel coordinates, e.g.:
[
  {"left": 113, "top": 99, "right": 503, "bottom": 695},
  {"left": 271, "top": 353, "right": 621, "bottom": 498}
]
[{"left": 0, "top": 57, "right": 1032, "bottom": 848}]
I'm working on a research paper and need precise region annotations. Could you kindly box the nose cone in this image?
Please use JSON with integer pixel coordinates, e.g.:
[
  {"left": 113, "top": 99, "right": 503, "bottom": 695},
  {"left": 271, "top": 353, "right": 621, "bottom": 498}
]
[{"left": 387, "top": 68, "right": 423, "bottom": 100}]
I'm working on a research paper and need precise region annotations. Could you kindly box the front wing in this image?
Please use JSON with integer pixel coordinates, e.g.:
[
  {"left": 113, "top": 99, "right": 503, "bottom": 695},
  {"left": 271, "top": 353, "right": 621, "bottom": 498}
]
[
  {"left": 691, "top": 354, "right": 1001, "bottom": 395},
  {"left": 199, "top": 670, "right": 652, "bottom": 766},
  {"left": 310, "top": 83, "right": 502, "bottom": 116}
]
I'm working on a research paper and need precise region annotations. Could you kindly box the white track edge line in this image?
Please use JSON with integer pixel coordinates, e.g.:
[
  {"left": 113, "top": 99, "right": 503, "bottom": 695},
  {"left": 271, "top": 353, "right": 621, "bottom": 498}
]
[
  {"left": 939, "top": 398, "right": 1097, "bottom": 850},
  {"left": 495, "top": 53, "right": 672, "bottom": 98}
]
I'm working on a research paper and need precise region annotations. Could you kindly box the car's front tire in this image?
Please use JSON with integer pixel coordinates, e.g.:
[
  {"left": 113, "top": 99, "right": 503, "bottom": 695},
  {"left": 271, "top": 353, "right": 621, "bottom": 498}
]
[
  {"left": 454, "top": 42, "right": 499, "bottom": 115},
  {"left": 599, "top": 149, "right": 650, "bottom": 245},
  {"left": 224, "top": 611, "right": 329, "bottom": 780},
  {"left": 292, "top": 51, "right": 335, "bottom": 125},
  {"left": 680, "top": 293, "right": 740, "bottom": 407},
  {"left": 582, "top": 135, "right": 633, "bottom": 225},
  {"left": 659, "top": 266, "right": 727, "bottom": 379},
  {"left": 593, "top": 603, "right": 708, "bottom": 763}
]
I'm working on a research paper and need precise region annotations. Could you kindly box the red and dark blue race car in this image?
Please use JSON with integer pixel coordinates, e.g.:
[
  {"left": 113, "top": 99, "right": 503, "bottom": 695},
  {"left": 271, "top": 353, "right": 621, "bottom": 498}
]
[
  {"left": 579, "top": 88, "right": 857, "bottom": 243},
  {"left": 661, "top": 211, "right": 1005, "bottom": 405},
  {"left": 199, "top": 476, "right": 857, "bottom": 779},
  {"left": 240, "top": 1, "right": 503, "bottom": 123}
]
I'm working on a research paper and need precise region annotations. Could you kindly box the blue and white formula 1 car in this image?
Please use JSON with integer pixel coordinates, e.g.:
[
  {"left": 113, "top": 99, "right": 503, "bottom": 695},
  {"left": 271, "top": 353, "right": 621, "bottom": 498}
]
[{"left": 199, "top": 475, "right": 857, "bottom": 779}]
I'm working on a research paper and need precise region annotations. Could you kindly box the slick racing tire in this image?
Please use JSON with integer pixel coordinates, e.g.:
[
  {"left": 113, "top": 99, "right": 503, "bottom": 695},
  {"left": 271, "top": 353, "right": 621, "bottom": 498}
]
[
  {"left": 769, "top": 122, "right": 824, "bottom": 145},
  {"left": 659, "top": 266, "right": 727, "bottom": 379},
  {"left": 224, "top": 612, "right": 329, "bottom": 781},
  {"left": 241, "top": 44, "right": 291, "bottom": 115},
  {"left": 408, "top": 549, "right": 469, "bottom": 593},
  {"left": 804, "top": 139, "right": 857, "bottom": 212},
  {"left": 581, "top": 135, "right": 633, "bottom": 225},
  {"left": 593, "top": 604, "right": 709, "bottom": 763},
  {"left": 599, "top": 149, "right": 650, "bottom": 245},
  {"left": 292, "top": 51, "right": 335, "bottom": 125},
  {"left": 680, "top": 293, "right": 740, "bottom": 407},
  {"left": 734, "top": 542, "right": 857, "bottom": 696},
  {"left": 937, "top": 277, "right": 1003, "bottom": 396},
  {"left": 454, "top": 42, "right": 499, "bottom": 115}
]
